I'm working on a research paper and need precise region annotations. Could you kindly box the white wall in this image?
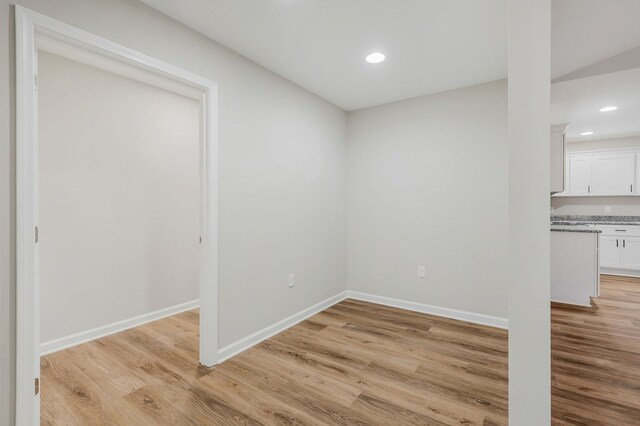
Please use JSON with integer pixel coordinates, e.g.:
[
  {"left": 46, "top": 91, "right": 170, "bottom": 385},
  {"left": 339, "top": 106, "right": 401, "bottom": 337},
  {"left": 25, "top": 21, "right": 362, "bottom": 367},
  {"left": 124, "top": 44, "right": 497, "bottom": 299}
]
[
  {"left": 347, "top": 80, "right": 508, "bottom": 319},
  {"left": 551, "top": 135, "right": 640, "bottom": 216},
  {"left": 0, "top": 1, "right": 347, "bottom": 423},
  {"left": 38, "top": 51, "right": 201, "bottom": 344},
  {"left": 551, "top": 198, "right": 640, "bottom": 216}
]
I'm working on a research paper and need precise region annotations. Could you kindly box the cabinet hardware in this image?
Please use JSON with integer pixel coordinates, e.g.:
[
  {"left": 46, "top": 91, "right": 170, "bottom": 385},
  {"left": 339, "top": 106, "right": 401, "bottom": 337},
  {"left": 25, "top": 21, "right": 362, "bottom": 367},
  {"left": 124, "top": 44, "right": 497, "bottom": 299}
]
[
  {"left": 624, "top": 239, "right": 626, "bottom": 248},
  {"left": 616, "top": 239, "right": 619, "bottom": 247},
  {"left": 615, "top": 229, "right": 627, "bottom": 232},
  {"left": 588, "top": 185, "right": 591, "bottom": 193}
]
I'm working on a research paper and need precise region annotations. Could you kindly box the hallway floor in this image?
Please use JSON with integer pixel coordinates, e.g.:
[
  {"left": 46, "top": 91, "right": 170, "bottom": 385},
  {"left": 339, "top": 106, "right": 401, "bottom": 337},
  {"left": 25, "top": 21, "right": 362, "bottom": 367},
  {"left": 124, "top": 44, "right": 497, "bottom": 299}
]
[{"left": 551, "top": 274, "right": 640, "bottom": 425}]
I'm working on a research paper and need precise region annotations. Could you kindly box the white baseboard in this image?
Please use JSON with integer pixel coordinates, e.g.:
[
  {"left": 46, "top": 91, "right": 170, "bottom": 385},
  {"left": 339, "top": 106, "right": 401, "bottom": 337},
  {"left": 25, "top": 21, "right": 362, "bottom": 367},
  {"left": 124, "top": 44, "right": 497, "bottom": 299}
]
[
  {"left": 601, "top": 268, "right": 640, "bottom": 278},
  {"left": 40, "top": 299, "right": 200, "bottom": 356},
  {"left": 346, "top": 291, "right": 509, "bottom": 329},
  {"left": 217, "top": 291, "right": 349, "bottom": 363},
  {"left": 41, "top": 290, "right": 508, "bottom": 360},
  {"left": 217, "top": 289, "right": 508, "bottom": 364}
]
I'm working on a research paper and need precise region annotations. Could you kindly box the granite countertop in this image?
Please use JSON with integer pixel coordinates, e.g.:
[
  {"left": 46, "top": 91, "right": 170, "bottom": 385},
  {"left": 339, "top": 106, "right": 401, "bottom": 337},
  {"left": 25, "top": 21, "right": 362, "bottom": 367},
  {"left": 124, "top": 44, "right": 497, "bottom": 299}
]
[
  {"left": 550, "top": 225, "right": 601, "bottom": 233},
  {"left": 551, "top": 215, "right": 640, "bottom": 226}
]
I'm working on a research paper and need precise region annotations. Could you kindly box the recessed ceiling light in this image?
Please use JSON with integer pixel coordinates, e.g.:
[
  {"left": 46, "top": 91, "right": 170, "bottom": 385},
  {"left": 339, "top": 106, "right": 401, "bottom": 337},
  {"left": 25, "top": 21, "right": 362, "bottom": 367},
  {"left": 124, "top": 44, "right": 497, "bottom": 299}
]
[
  {"left": 366, "top": 52, "right": 385, "bottom": 64},
  {"left": 599, "top": 106, "right": 618, "bottom": 112},
  {"left": 580, "top": 131, "right": 594, "bottom": 136}
]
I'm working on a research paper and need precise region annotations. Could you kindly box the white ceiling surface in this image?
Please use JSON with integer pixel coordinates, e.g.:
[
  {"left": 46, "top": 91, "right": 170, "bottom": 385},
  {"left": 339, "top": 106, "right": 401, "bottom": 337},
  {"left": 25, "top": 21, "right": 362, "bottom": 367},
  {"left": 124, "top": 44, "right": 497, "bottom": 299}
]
[
  {"left": 551, "top": 68, "right": 640, "bottom": 141},
  {"left": 551, "top": 0, "right": 640, "bottom": 80},
  {"left": 553, "top": 45, "right": 640, "bottom": 84},
  {"left": 141, "top": 0, "right": 640, "bottom": 111},
  {"left": 141, "top": 0, "right": 507, "bottom": 110}
]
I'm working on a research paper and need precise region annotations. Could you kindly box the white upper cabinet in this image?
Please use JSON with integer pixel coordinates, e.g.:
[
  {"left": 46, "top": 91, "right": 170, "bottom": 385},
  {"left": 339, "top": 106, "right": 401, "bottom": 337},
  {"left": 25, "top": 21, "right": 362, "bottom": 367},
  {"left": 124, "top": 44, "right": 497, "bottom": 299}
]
[
  {"left": 568, "top": 155, "right": 592, "bottom": 196},
  {"left": 550, "top": 123, "right": 569, "bottom": 194},
  {"left": 591, "top": 153, "right": 635, "bottom": 195},
  {"left": 559, "top": 149, "right": 640, "bottom": 197},
  {"left": 637, "top": 152, "right": 640, "bottom": 195}
]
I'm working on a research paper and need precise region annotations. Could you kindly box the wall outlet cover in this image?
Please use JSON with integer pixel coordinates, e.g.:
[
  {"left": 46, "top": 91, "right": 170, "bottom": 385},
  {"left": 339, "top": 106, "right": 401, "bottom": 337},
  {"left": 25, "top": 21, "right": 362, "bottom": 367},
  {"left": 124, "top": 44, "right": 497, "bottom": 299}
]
[
  {"left": 417, "top": 266, "right": 426, "bottom": 278},
  {"left": 288, "top": 273, "right": 295, "bottom": 288}
]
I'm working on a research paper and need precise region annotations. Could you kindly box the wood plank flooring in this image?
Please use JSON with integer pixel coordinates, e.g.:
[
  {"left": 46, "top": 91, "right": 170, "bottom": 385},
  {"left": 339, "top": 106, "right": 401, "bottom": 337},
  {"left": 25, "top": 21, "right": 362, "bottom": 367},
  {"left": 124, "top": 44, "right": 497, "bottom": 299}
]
[
  {"left": 41, "top": 300, "right": 508, "bottom": 425},
  {"left": 551, "top": 274, "right": 640, "bottom": 425},
  {"left": 41, "top": 275, "right": 640, "bottom": 425}
]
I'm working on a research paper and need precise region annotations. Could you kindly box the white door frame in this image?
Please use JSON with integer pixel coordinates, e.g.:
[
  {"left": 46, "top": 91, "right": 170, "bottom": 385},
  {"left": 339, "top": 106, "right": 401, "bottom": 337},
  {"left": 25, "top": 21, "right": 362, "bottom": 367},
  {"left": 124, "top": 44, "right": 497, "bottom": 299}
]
[{"left": 15, "top": 6, "right": 219, "bottom": 424}]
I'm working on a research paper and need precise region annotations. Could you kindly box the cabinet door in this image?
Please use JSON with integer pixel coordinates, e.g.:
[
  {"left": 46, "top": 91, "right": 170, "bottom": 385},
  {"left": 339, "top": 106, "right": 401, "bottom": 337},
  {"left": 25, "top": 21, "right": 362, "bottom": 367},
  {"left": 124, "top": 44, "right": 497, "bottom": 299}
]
[
  {"left": 633, "top": 152, "right": 640, "bottom": 195},
  {"left": 599, "top": 235, "right": 621, "bottom": 268},
  {"left": 592, "top": 153, "right": 635, "bottom": 195},
  {"left": 569, "top": 155, "right": 592, "bottom": 196},
  {"left": 621, "top": 237, "right": 640, "bottom": 270},
  {"left": 550, "top": 126, "right": 567, "bottom": 194}
]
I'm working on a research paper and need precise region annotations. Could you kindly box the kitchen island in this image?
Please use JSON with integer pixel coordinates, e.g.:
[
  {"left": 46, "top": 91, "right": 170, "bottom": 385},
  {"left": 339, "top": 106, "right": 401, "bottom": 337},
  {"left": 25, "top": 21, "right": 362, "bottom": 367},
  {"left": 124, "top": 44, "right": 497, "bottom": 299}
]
[
  {"left": 552, "top": 215, "right": 640, "bottom": 278},
  {"left": 551, "top": 225, "right": 601, "bottom": 306}
]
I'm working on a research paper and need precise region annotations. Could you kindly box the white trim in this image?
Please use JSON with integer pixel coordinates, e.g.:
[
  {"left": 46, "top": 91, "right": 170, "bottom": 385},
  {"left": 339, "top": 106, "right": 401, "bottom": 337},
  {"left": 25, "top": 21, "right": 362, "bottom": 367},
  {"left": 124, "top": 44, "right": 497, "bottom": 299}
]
[
  {"left": 550, "top": 122, "right": 570, "bottom": 133},
  {"left": 15, "top": 7, "right": 219, "bottom": 424},
  {"left": 566, "top": 132, "right": 640, "bottom": 144},
  {"left": 567, "top": 147, "right": 640, "bottom": 155},
  {"left": 40, "top": 300, "right": 200, "bottom": 356},
  {"left": 15, "top": 7, "right": 39, "bottom": 424},
  {"left": 217, "top": 290, "right": 509, "bottom": 365},
  {"left": 347, "top": 291, "right": 509, "bottom": 329},
  {"left": 600, "top": 268, "right": 640, "bottom": 278},
  {"left": 217, "top": 291, "right": 349, "bottom": 363},
  {"left": 36, "top": 36, "right": 203, "bottom": 101}
]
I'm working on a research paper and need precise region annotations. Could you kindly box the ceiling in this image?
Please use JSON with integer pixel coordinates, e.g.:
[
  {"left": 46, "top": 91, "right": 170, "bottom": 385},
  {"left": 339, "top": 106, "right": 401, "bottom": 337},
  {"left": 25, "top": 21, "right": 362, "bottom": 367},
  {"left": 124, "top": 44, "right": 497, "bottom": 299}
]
[
  {"left": 141, "top": 0, "right": 640, "bottom": 111},
  {"left": 551, "top": 0, "right": 640, "bottom": 80},
  {"left": 141, "top": 0, "right": 507, "bottom": 110},
  {"left": 551, "top": 68, "right": 640, "bottom": 141}
]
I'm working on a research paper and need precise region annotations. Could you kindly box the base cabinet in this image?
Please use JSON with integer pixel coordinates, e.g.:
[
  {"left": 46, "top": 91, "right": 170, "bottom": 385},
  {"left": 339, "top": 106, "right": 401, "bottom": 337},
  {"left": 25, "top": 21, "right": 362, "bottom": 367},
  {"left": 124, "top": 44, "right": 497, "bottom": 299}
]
[
  {"left": 621, "top": 237, "right": 640, "bottom": 270},
  {"left": 600, "top": 235, "right": 622, "bottom": 268},
  {"left": 597, "top": 226, "right": 640, "bottom": 274}
]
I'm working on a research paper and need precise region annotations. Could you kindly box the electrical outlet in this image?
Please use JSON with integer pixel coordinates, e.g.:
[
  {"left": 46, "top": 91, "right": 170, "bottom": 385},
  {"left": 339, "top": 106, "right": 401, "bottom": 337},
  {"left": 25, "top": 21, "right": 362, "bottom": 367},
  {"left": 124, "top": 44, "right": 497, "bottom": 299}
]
[
  {"left": 288, "top": 273, "right": 295, "bottom": 288},
  {"left": 605, "top": 206, "right": 612, "bottom": 214},
  {"left": 417, "top": 266, "right": 426, "bottom": 278}
]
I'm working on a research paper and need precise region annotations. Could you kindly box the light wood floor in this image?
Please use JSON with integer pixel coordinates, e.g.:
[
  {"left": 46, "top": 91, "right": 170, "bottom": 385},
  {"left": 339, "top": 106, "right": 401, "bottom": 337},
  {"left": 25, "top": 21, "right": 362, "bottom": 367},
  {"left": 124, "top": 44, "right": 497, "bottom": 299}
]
[
  {"left": 41, "top": 299, "right": 509, "bottom": 425},
  {"left": 41, "top": 275, "right": 640, "bottom": 425},
  {"left": 551, "top": 274, "right": 640, "bottom": 425}
]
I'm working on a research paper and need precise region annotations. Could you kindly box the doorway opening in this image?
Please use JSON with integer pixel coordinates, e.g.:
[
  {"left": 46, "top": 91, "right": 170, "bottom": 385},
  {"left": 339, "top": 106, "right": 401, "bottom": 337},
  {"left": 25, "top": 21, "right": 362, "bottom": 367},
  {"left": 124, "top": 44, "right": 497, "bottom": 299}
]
[
  {"left": 15, "top": 7, "right": 218, "bottom": 425},
  {"left": 549, "top": 11, "right": 640, "bottom": 422}
]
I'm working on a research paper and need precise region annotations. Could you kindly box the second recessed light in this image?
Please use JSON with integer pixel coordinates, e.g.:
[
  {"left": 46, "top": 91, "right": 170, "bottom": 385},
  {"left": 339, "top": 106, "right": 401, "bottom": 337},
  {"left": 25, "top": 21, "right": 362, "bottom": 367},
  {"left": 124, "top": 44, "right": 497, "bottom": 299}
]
[
  {"left": 600, "top": 106, "right": 618, "bottom": 112},
  {"left": 581, "top": 131, "right": 595, "bottom": 136},
  {"left": 366, "top": 52, "right": 385, "bottom": 64}
]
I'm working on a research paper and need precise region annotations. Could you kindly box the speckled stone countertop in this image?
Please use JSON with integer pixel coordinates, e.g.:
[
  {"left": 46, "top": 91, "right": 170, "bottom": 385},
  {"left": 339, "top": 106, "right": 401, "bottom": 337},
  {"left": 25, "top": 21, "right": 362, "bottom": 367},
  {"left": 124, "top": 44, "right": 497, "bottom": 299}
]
[
  {"left": 550, "top": 225, "right": 601, "bottom": 233},
  {"left": 551, "top": 215, "right": 640, "bottom": 226}
]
